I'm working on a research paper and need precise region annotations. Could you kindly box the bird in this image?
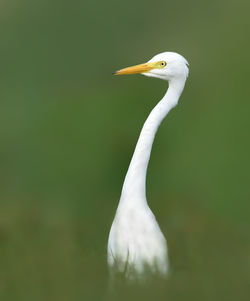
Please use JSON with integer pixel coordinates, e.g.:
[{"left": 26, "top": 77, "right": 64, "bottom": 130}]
[{"left": 107, "top": 52, "right": 189, "bottom": 279}]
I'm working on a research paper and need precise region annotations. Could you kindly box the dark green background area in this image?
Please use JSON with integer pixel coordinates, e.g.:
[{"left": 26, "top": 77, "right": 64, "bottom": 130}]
[{"left": 0, "top": 0, "right": 249, "bottom": 300}]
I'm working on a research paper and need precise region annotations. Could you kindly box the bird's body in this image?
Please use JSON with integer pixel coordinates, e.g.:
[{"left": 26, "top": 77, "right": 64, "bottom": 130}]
[
  {"left": 108, "top": 201, "right": 168, "bottom": 276},
  {"left": 108, "top": 52, "right": 189, "bottom": 279}
]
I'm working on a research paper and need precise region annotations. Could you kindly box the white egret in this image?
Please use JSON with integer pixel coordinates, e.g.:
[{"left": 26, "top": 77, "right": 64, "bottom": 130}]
[{"left": 108, "top": 52, "right": 189, "bottom": 279}]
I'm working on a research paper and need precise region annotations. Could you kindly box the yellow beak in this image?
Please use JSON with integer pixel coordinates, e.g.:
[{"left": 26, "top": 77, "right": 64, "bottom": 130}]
[{"left": 113, "top": 62, "right": 156, "bottom": 75}]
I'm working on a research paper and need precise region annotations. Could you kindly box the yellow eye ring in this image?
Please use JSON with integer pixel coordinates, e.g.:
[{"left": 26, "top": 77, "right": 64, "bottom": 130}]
[{"left": 154, "top": 61, "right": 167, "bottom": 69}]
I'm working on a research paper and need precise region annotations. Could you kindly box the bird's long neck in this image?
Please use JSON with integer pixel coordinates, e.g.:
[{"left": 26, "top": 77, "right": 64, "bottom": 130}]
[{"left": 118, "top": 78, "right": 186, "bottom": 208}]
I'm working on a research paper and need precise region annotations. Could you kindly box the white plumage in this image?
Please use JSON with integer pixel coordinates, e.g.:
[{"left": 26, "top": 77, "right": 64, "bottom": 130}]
[{"left": 108, "top": 52, "right": 189, "bottom": 279}]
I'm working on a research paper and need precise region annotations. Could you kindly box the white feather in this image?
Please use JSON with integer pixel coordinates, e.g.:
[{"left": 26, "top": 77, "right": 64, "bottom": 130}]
[{"left": 108, "top": 52, "right": 189, "bottom": 279}]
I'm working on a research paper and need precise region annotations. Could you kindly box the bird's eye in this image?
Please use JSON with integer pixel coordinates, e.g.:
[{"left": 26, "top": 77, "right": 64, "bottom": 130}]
[{"left": 154, "top": 61, "right": 167, "bottom": 69}]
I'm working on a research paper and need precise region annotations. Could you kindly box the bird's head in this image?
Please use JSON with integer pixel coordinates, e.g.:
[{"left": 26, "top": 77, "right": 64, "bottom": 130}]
[{"left": 113, "top": 52, "right": 189, "bottom": 82}]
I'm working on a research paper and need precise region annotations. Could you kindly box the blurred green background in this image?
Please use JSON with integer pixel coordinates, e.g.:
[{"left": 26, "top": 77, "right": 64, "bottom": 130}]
[{"left": 0, "top": 0, "right": 249, "bottom": 300}]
